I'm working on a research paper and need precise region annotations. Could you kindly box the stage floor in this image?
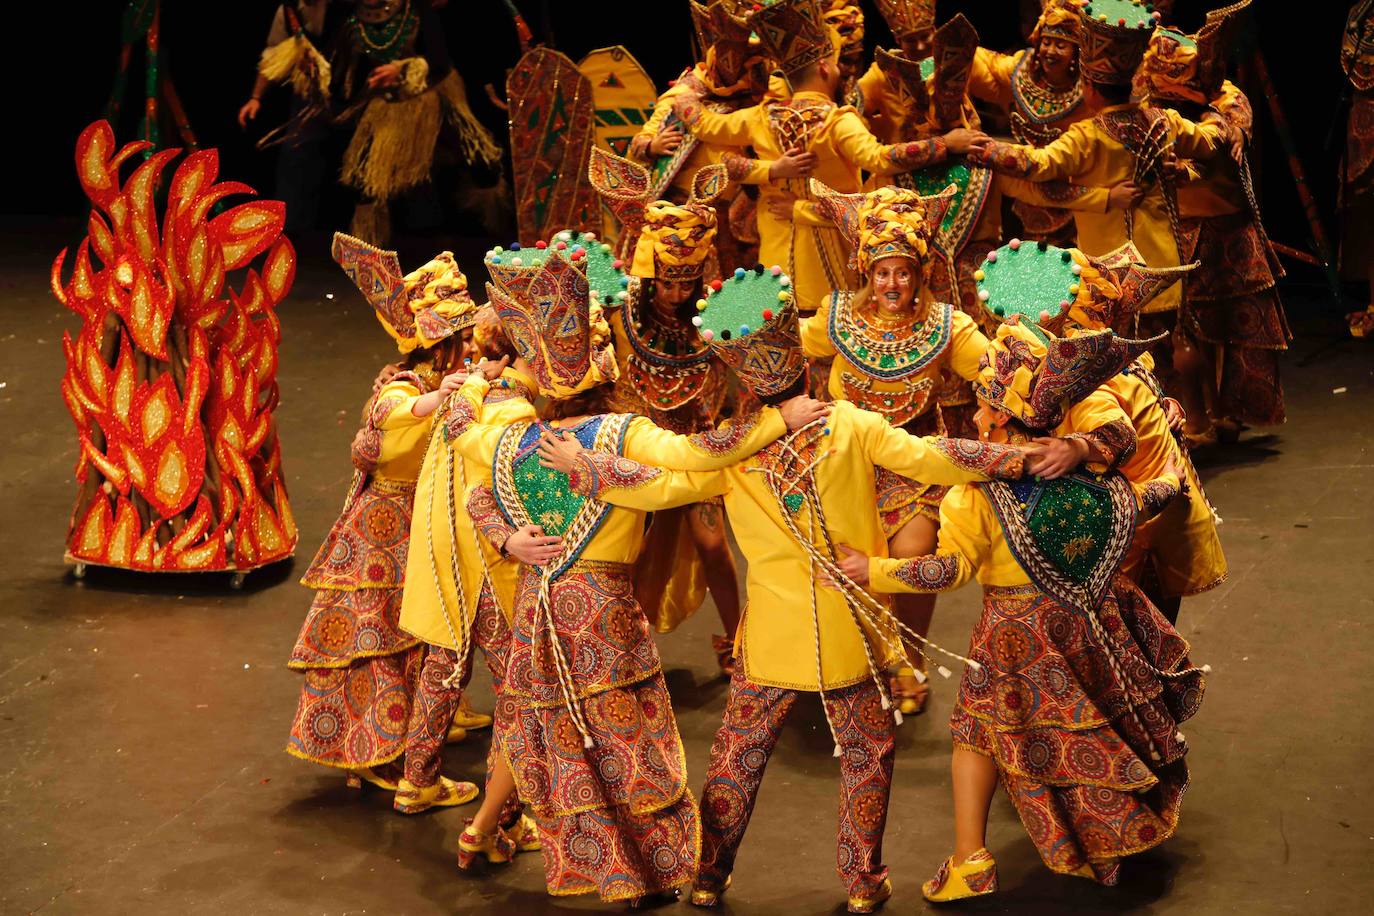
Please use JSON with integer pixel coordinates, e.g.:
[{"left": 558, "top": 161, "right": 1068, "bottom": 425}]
[{"left": 2, "top": 226, "right": 1370, "bottom": 914}]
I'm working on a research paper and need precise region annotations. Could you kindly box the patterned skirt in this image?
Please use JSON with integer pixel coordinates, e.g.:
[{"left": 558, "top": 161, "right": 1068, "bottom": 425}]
[
  {"left": 287, "top": 480, "right": 424, "bottom": 769},
  {"left": 501, "top": 560, "right": 700, "bottom": 900},
  {"left": 951, "top": 579, "right": 1205, "bottom": 884},
  {"left": 874, "top": 410, "right": 953, "bottom": 537}
]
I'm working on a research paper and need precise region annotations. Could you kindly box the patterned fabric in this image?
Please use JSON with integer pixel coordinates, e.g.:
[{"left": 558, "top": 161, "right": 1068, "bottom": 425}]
[
  {"left": 697, "top": 669, "right": 896, "bottom": 899},
  {"left": 874, "top": 0, "right": 934, "bottom": 40},
  {"left": 749, "top": 0, "right": 835, "bottom": 77},
  {"left": 471, "top": 582, "right": 528, "bottom": 829},
  {"left": 1072, "top": 418, "right": 1138, "bottom": 469},
  {"left": 951, "top": 579, "right": 1205, "bottom": 882},
  {"left": 569, "top": 450, "right": 663, "bottom": 499},
  {"left": 1078, "top": 1, "right": 1154, "bottom": 87},
  {"left": 1138, "top": 477, "right": 1182, "bottom": 520},
  {"left": 466, "top": 483, "right": 516, "bottom": 552},
  {"left": 875, "top": 468, "right": 947, "bottom": 536},
  {"left": 300, "top": 482, "right": 416, "bottom": 593},
  {"left": 631, "top": 194, "right": 723, "bottom": 281},
  {"left": 982, "top": 471, "right": 1137, "bottom": 615},
  {"left": 289, "top": 577, "right": 421, "bottom": 668},
  {"left": 613, "top": 281, "right": 725, "bottom": 425},
  {"left": 286, "top": 644, "right": 423, "bottom": 769},
  {"left": 499, "top": 560, "right": 699, "bottom": 900},
  {"left": 930, "top": 438, "right": 1026, "bottom": 480},
  {"left": 811, "top": 180, "right": 953, "bottom": 274},
  {"left": 402, "top": 646, "right": 460, "bottom": 787},
  {"left": 828, "top": 292, "right": 953, "bottom": 384},
  {"left": 927, "top": 243, "right": 999, "bottom": 334},
  {"left": 330, "top": 234, "right": 477, "bottom": 352},
  {"left": 888, "top": 553, "right": 963, "bottom": 591}
]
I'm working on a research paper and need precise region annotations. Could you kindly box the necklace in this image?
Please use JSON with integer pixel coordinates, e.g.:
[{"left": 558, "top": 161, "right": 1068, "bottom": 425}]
[{"left": 351, "top": 1, "right": 415, "bottom": 59}]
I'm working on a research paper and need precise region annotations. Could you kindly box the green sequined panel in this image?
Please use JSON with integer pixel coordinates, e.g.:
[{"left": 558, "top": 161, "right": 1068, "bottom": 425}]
[
  {"left": 905, "top": 162, "right": 972, "bottom": 237},
  {"left": 510, "top": 448, "right": 584, "bottom": 538},
  {"left": 1010, "top": 475, "right": 1113, "bottom": 584}
]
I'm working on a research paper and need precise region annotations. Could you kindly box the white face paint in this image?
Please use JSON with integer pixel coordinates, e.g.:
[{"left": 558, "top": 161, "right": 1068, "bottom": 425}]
[{"left": 871, "top": 257, "right": 917, "bottom": 314}]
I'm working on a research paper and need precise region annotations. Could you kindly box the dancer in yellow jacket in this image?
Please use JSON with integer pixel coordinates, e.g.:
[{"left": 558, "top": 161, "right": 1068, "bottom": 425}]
[
  {"left": 534, "top": 264, "right": 1029, "bottom": 912},
  {"left": 834, "top": 318, "right": 1208, "bottom": 900}
]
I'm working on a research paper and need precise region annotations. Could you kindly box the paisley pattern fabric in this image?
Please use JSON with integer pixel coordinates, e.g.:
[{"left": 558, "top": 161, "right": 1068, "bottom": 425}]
[
  {"left": 286, "top": 645, "right": 423, "bottom": 769},
  {"left": 288, "top": 578, "right": 421, "bottom": 668},
  {"left": 696, "top": 669, "right": 896, "bottom": 899},
  {"left": 951, "top": 580, "right": 1205, "bottom": 883},
  {"left": 300, "top": 480, "right": 416, "bottom": 592},
  {"left": 402, "top": 646, "right": 460, "bottom": 788},
  {"left": 499, "top": 560, "right": 699, "bottom": 900}
]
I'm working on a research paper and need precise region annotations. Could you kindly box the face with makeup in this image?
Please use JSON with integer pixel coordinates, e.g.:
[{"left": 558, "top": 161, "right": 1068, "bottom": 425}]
[
  {"left": 652, "top": 277, "right": 701, "bottom": 323},
  {"left": 1036, "top": 36, "right": 1078, "bottom": 86},
  {"left": 870, "top": 256, "right": 919, "bottom": 316}
]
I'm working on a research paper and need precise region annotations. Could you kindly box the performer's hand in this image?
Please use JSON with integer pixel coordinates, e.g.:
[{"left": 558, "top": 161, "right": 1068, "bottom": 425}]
[
  {"left": 238, "top": 98, "right": 262, "bottom": 129},
  {"left": 467, "top": 355, "right": 510, "bottom": 382},
  {"left": 504, "top": 525, "right": 564, "bottom": 565},
  {"left": 765, "top": 190, "right": 799, "bottom": 222},
  {"left": 1107, "top": 181, "right": 1144, "bottom": 211},
  {"left": 537, "top": 429, "right": 584, "bottom": 474},
  {"left": 1024, "top": 436, "right": 1087, "bottom": 479},
  {"left": 438, "top": 370, "right": 469, "bottom": 396},
  {"left": 943, "top": 128, "right": 990, "bottom": 155},
  {"left": 649, "top": 125, "right": 685, "bottom": 156},
  {"left": 769, "top": 147, "right": 818, "bottom": 180},
  {"left": 1161, "top": 397, "right": 1186, "bottom": 434},
  {"left": 777, "top": 395, "right": 830, "bottom": 431},
  {"left": 367, "top": 63, "right": 403, "bottom": 90},
  {"left": 372, "top": 362, "right": 403, "bottom": 394},
  {"left": 821, "top": 545, "right": 870, "bottom": 589}
]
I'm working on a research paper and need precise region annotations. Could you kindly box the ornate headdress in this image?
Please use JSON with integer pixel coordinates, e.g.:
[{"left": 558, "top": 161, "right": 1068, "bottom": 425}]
[
  {"left": 929, "top": 14, "right": 979, "bottom": 129},
  {"left": 482, "top": 252, "right": 619, "bottom": 398},
  {"left": 331, "top": 233, "right": 477, "bottom": 354},
  {"left": 874, "top": 0, "right": 935, "bottom": 41},
  {"left": 972, "top": 239, "right": 1192, "bottom": 331},
  {"left": 822, "top": 1, "right": 866, "bottom": 59},
  {"left": 1030, "top": 0, "right": 1084, "bottom": 46},
  {"left": 874, "top": 46, "right": 932, "bottom": 130},
  {"left": 693, "top": 266, "right": 807, "bottom": 397},
  {"left": 587, "top": 147, "right": 728, "bottom": 281},
  {"left": 691, "top": 0, "right": 752, "bottom": 52},
  {"left": 974, "top": 320, "right": 1163, "bottom": 429},
  {"left": 810, "top": 179, "right": 954, "bottom": 274},
  {"left": 1140, "top": 1, "right": 1249, "bottom": 105},
  {"left": 749, "top": 0, "right": 837, "bottom": 78},
  {"left": 1078, "top": 0, "right": 1160, "bottom": 87},
  {"left": 691, "top": 0, "right": 763, "bottom": 89}
]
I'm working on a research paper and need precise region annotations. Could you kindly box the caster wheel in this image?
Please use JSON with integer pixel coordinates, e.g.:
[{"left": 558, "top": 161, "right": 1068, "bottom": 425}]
[
  {"left": 72, "top": 563, "right": 88, "bottom": 580},
  {"left": 230, "top": 572, "right": 247, "bottom": 590}
]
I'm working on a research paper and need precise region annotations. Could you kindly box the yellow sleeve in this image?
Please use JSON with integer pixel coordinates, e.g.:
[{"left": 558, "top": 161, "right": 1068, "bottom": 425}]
[
  {"left": 798, "top": 293, "right": 838, "bottom": 358},
  {"left": 567, "top": 450, "right": 732, "bottom": 510},
  {"left": 975, "top": 120, "right": 1097, "bottom": 181},
  {"left": 867, "top": 485, "right": 987, "bottom": 593},
  {"left": 620, "top": 410, "right": 785, "bottom": 470},
  {"left": 723, "top": 151, "right": 775, "bottom": 185},
  {"left": 1212, "top": 80, "right": 1253, "bottom": 141},
  {"left": 441, "top": 375, "right": 504, "bottom": 467},
  {"left": 678, "top": 100, "right": 760, "bottom": 148},
  {"left": 968, "top": 48, "right": 1016, "bottom": 106},
  {"left": 1166, "top": 107, "right": 1226, "bottom": 161},
  {"left": 856, "top": 406, "right": 1025, "bottom": 485},
  {"left": 1061, "top": 387, "right": 1137, "bottom": 470},
  {"left": 793, "top": 200, "right": 831, "bottom": 227},
  {"left": 830, "top": 109, "right": 949, "bottom": 175},
  {"left": 947, "top": 309, "right": 990, "bottom": 381},
  {"left": 998, "top": 175, "right": 1112, "bottom": 213},
  {"left": 371, "top": 380, "right": 433, "bottom": 465}
]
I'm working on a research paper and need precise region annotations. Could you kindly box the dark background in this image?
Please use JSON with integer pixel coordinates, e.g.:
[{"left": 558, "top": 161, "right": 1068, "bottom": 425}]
[{"left": 15, "top": 1, "right": 1354, "bottom": 296}]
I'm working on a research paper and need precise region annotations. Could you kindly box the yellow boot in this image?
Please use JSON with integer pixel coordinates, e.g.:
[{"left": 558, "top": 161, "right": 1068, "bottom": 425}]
[
  {"left": 504, "top": 812, "right": 542, "bottom": 853},
  {"left": 688, "top": 875, "right": 730, "bottom": 908},
  {"left": 847, "top": 877, "right": 892, "bottom": 914},
  {"left": 393, "top": 776, "right": 479, "bottom": 814},
  {"left": 452, "top": 694, "right": 493, "bottom": 731},
  {"left": 922, "top": 849, "right": 998, "bottom": 903},
  {"left": 347, "top": 767, "right": 400, "bottom": 791},
  {"left": 456, "top": 821, "right": 515, "bottom": 870},
  {"left": 445, "top": 724, "right": 468, "bottom": 744}
]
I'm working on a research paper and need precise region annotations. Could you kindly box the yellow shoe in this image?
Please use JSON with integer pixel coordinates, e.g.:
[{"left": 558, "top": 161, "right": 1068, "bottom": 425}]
[
  {"left": 456, "top": 822, "right": 515, "bottom": 870},
  {"left": 505, "top": 812, "right": 542, "bottom": 853},
  {"left": 393, "top": 776, "right": 479, "bottom": 814},
  {"left": 922, "top": 849, "right": 998, "bottom": 903},
  {"left": 347, "top": 767, "right": 400, "bottom": 791},
  {"left": 890, "top": 666, "right": 929, "bottom": 717},
  {"left": 689, "top": 875, "right": 730, "bottom": 908},
  {"left": 847, "top": 877, "right": 892, "bottom": 913},
  {"left": 445, "top": 723, "right": 468, "bottom": 744},
  {"left": 452, "top": 695, "right": 493, "bottom": 731}
]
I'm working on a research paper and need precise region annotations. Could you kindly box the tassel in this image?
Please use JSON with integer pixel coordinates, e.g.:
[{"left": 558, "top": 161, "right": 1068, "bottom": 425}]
[
  {"left": 583, "top": 735, "right": 595, "bottom": 749},
  {"left": 893, "top": 709, "right": 904, "bottom": 726},
  {"left": 833, "top": 744, "right": 843, "bottom": 758},
  {"left": 1175, "top": 731, "right": 1186, "bottom": 743},
  {"left": 879, "top": 694, "right": 891, "bottom": 710},
  {"left": 966, "top": 659, "right": 982, "bottom": 672},
  {"left": 936, "top": 664, "right": 953, "bottom": 679},
  {"left": 1201, "top": 664, "right": 1212, "bottom": 673}
]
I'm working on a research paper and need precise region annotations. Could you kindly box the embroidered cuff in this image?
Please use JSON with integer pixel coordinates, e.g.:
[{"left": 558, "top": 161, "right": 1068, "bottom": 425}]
[
  {"left": 441, "top": 391, "right": 480, "bottom": 444},
  {"left": 687, "top": 410, "right": 769, "bottom": 458},
  {"left": 467, "top": 484, "right": 515, "bottom": 550},
  {"left": 723, "top": 151, "right": 760, "bottom": 182},
  {"left": 878, "top": 553, "right": 962, "bottom": 593},
  {"left": 932, "top": 438, "right": 1026, "bottom": 480},
  {"left": 1073, "top": 419, "right": 1137, "bottom": 469},
  {"left": 1139, "top": 475, "right": 1182, "bottom": 520},
  {"left": 570, "top": 451, "right": 663, "bottom": 498},
  {"left": 887, "top": 136, "right": 946, "bottom": 171},
  {"left": 971, "top": 140, "right": 1033, "bottom": 177}
]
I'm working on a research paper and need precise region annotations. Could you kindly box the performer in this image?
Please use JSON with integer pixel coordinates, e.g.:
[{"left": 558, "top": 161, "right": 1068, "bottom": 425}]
[
  {"left": 823, "top": 1, "right": 869, "bottom": 113},
  {"left": 586, "top": 154, "right": 747, "bottom": 668},
  {"left": 440, "top": 250, "right": 826, "bottom": 902},
  {"left": 970, "top": 239, "right": 1228, "bottom": 623},
  {"left": 1138, "top": 8, "right": 1288, "bottom": 443},
  {"left": 287, "top": 239, "right": 481, "bottom": 813},
  {"left": 966, "top": 0, "right": 1093, "bottom": 247},
  {"left": 837, "top": 319, "right": 1208, "bottom": 898},
  {"left": 850, "top": 0, "right": 936, "bottom": 144},
  {"left": 799, "top": 181, "right": 987, "bottom": 713},
  {"left": 970, "top": 0, "right": 1230, "bottom": 320},
  {"left": 1343, "top": 1, "right": 1374, "bottom": 335},
  {"left": 673, "top": 0, "right": 986, "bottom": 316},
  {"left": 535, "top": 266, "right": 1029, "bottom": 912}
]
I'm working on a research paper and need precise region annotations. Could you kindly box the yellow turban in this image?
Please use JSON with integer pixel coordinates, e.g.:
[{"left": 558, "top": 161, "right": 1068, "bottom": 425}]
[
  {"left": 399, "top": 252, "right": 478, "bottom": 351},
  {"left": 1140, "top": 29, "right": 1206, "bottom": 105},
  {"left": 974, "top": 320, "right": 1046, "bottom": 425},
  {"left": 630, "top": 200, "right": 719, "bottom": 281},
  {"left": 822, "top": 2, "right": 865, "bottom": 56},
  {"left": 855, "top": 186, "right": 933, "bottom": 274},
  {"left": 1030, "top": 1, "right": 1083, "bottom": 47}
]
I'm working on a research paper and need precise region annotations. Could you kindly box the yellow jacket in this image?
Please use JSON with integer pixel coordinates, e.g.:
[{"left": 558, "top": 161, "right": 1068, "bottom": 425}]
[
  {"left": 973, "top": 103, "right": 1226, "bottom": 312},
  {"left": 399, "top": 368, "right": 539, "bottom": 648},
  {"left": 680, "top": 89, "right": 950, "bottom": 312},
  {"left": 364, "top": 378, "right": 437, "bottom": 484},
  {"left": 568, "top": 400, "right": 1024, "bottom": 691}
]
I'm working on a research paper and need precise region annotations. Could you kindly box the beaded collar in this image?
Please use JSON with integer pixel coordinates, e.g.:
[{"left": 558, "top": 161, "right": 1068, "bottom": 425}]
[
  {"left": 1009, "top": 50, "right": 1083, "bottom": 145},
  {"left": 827, "top": 290, "right": 954, "bottom": 381},
  {"left": 617, "top": 278, "right": 718, "bottom": 412}
]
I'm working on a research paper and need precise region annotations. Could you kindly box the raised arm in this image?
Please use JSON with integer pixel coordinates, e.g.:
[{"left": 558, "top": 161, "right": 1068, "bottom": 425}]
[
  {"left": 619, "top": 410, "right": 787, "bottom": 470},
  {"left": 798, "top": 292, "right": 839, "bottom": 358},
  {"left": 675, "top": 98, "right": 761, "bottom": 148},
  {"left": 971, "top": 120, "right": 1097, "bottom": 182},
  {"left": 831, "top": 109, "right": 950, "bottom": 175},
  {"left": 564, "top": 449, "right": 732, "bottom": 512},
  {"left": 860, "top": 406, "right": 1025, "bottom": 485}
]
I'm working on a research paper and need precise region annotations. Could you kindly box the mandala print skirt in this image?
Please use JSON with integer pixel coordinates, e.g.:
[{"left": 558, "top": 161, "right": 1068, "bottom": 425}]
[
  {"left": 501, "top": 561, "right": 701, "bottom": 900},
  {"left": 951, "top": 579, "right": 1206, "bottom": 884}
]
